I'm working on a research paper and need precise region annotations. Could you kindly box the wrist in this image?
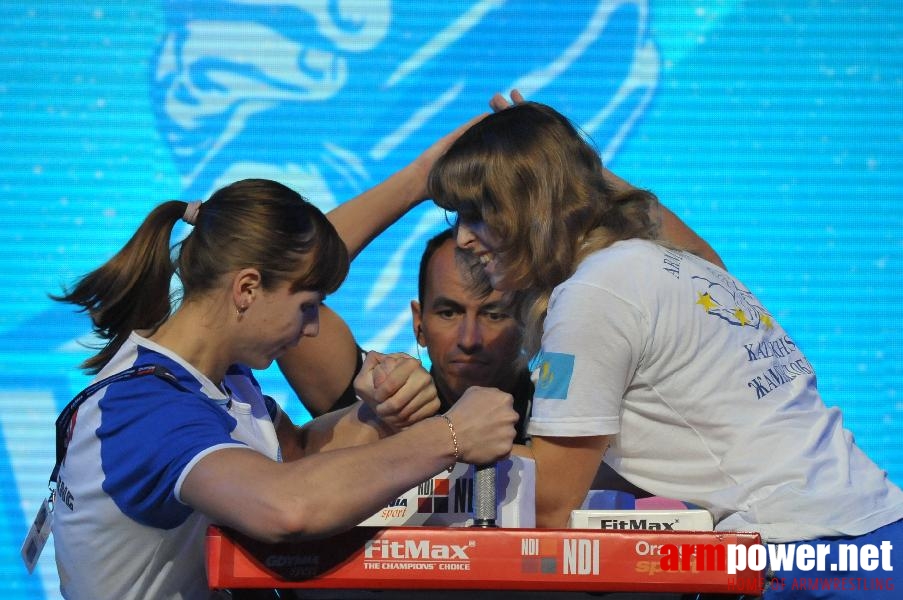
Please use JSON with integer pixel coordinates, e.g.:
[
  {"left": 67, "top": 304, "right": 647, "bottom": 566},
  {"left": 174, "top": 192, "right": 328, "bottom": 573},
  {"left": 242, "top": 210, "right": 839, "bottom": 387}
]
[
  {"left": 355, "top": 396, "right": 397, "bottom": 438},
  {"left": 397, "top": 158, "right": 431, "bottom": 206},
  {"left": 436, "top": 414, "right": 459, "bottom": 473}
]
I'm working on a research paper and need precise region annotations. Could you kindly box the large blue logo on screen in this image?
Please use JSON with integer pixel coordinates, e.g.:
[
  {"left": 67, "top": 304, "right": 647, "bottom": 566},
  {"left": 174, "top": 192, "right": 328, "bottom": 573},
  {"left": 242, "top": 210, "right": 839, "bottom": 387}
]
[
  {"left": 5, "top": 4, "right": 903, "bottom": 599},
  {"left": 149, "top": 0, "right": 660, "bottom": 352}
]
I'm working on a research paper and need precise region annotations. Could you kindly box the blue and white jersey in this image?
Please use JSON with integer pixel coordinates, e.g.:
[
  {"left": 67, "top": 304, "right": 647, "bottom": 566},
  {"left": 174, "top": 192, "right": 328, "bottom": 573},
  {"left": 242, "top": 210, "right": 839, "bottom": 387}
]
[{"left": 52, "top": 332, "right": 282, "bottom": 600}]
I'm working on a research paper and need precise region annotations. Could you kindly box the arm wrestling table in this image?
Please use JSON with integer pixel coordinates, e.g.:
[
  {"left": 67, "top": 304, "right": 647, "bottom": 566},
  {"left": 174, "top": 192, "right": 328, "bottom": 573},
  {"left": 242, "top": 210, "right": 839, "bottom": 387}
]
[
  {"left": 207, "top": 464, "right": 764, "bottom": 598},
  {"left": 206, "top": 523, "right": 764, "bottom": 597}
]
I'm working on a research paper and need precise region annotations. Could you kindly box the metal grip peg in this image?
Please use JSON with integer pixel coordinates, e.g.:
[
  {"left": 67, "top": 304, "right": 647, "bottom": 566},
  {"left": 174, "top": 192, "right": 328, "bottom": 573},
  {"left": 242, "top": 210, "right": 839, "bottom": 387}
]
[{"left": 472, "top": 463, "right": 497, "bottom": 527}]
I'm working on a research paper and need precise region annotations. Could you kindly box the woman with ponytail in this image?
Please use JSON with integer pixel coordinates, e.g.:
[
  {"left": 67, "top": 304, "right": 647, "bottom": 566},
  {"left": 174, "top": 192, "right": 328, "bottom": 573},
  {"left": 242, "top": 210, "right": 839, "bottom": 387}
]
[{"left": 51, "top": 172, "right": 516, "bottom": 599}]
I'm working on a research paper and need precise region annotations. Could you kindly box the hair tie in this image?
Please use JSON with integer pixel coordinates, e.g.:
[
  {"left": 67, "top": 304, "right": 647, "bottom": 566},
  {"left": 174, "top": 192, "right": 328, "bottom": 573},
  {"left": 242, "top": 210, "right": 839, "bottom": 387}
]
[{"left": 182, "top": 200, "right": 202, "bottom": 226}]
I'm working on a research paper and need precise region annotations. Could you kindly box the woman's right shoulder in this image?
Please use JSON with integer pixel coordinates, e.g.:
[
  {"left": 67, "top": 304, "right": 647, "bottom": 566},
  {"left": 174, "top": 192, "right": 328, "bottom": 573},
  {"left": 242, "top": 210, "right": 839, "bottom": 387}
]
[{"left": 574, "top": 239, "right": 662, "bottom": 279}]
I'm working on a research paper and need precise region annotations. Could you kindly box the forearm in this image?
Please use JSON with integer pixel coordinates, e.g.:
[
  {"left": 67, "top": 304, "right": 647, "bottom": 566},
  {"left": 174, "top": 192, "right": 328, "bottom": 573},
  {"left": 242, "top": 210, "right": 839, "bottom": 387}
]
[
  {"left": 188, "top": 416, "right": 457, "bottom": 543},
  {"left": 295, "top": 401, "right": 394, "bottom": 456},
  {"left": 277, "top": 304, "right": 361, "bottom": 417},
  {"left": 189, "top": 387, "right": 516, "bottom": 542},
  {"left": 277, "top": 416, "right": 456, "bottom": 538},
  {"left": 327, "top": 161, "right": 429, "bottom": 259},
  {"left": 532, "top": 435, "right": 609, "bottom": 528},
  {"left": 327, "top": 112, "right": 486, "bottom": 259},
  {"left": 277, "top": 387, "right": 515, "bottom": 538}
]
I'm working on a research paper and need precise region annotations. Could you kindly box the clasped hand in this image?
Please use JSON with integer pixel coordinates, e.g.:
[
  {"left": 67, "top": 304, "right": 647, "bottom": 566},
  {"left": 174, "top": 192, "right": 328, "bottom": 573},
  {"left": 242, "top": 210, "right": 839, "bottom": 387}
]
[{"left": 353, "top": 351, "right": 440, "bottom": 431}]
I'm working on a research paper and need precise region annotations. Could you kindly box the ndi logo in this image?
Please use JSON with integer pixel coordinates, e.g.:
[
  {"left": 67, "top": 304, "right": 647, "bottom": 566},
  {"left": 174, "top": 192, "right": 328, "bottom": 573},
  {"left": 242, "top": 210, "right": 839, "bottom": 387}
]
[
  {"left": 563, "top": 538, "right": 600, "bottom": 575},
  {"left": 417, "top": 475, "right": 477, "bottom": 514},
  {"left": 416, "top": 477, "right": 449, "bottom": 513},
  {"left": 523, "top": 535, "right": 614, "bottom": 576},
  {"left": 520, "top": 537, "right": 559, "bottom": 575}
]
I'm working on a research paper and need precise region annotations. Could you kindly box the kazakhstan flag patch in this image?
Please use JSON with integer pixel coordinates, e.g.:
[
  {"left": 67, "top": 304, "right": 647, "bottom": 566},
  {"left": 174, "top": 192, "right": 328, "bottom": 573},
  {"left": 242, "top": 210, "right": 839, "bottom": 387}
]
[{"left": 534, "top": 352, "right": 575, "bottom": 400}]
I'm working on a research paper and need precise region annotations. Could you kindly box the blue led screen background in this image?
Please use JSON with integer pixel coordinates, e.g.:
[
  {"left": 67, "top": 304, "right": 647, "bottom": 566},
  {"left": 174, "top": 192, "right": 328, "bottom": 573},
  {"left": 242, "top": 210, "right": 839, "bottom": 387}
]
[{"left": 1, "top": 2, "right": 900, "bottom": 597}]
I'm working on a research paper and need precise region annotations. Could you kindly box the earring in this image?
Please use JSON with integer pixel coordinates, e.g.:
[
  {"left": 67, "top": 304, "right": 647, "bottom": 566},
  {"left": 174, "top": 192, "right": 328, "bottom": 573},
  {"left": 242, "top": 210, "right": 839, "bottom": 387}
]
[{"left": 236, "top": 304, "right": 247, "bottom": 321}]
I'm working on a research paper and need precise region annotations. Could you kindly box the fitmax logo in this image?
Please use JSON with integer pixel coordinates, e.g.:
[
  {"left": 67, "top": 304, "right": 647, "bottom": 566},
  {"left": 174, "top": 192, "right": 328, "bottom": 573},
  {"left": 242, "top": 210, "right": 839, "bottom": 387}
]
[
  {"left": 598, "top": 519, "right": 676, "bottom": 530},
  {"left": 364, "top": 539, "right": 472, "bottom": 560}
]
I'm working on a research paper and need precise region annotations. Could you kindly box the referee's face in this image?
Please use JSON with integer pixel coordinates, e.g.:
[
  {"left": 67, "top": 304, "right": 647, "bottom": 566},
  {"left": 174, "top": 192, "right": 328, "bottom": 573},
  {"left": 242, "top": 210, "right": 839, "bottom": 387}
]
[{"left": 412, "top": 240, "right": 521, "bottom": 403}]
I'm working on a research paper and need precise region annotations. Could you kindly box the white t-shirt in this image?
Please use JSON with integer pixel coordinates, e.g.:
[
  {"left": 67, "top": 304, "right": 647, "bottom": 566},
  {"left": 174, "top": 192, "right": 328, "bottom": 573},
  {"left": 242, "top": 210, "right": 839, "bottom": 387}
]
[
  {"left": 528, "top": 239, "right": 903, "bottom": 542},
  {"left": 53, "top": 333, "right": 282, "bottom": 600}
]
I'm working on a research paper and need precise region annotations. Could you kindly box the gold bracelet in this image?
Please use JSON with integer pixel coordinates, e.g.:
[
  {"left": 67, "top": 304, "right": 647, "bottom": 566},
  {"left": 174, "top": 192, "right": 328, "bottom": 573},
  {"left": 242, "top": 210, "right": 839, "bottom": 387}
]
[{"left": 439, "top": 414, "right": 459, "bottom": 473}]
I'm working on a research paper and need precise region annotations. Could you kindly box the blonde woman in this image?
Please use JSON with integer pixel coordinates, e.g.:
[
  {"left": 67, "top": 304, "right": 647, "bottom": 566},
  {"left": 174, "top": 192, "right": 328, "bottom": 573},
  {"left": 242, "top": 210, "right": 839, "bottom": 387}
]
[{"left": 429, "top": 95, "right": 903, "bottom": 599}]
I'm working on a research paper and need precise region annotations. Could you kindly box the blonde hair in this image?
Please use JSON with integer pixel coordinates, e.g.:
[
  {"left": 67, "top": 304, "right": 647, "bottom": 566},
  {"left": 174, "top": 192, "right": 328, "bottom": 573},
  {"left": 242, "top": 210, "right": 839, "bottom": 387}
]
[{"left": 430, "top": 102, "right": 659, "bottom": 357}]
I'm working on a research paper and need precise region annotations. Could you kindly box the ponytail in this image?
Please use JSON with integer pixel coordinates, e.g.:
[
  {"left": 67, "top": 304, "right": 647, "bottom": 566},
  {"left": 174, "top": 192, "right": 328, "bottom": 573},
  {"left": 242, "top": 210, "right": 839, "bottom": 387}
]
[
  {"left": 51, "top": 201, "right": 186, "bottom": 373},
  {"left": 54, "top": 179, "right": 349, "bottom": 373}
]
